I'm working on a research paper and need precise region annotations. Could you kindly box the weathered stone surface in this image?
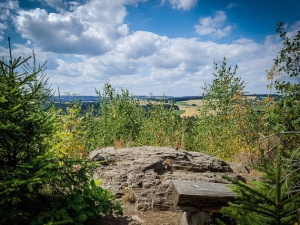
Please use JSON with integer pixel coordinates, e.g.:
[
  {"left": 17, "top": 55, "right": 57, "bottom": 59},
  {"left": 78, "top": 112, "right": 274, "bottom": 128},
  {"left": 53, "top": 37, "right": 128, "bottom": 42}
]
[
  {"left": 89, "top": 146, "right": 246, "bottom": 212},
  {"left": 172, "top": 180, "right": 236, "bottom": 213}
]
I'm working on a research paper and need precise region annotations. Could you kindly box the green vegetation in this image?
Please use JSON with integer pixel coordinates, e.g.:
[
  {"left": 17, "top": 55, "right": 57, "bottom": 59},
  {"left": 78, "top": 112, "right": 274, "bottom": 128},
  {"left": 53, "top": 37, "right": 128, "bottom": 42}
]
[
  {"left": 0, "top": 22, "right": 299, "bottom": 224},
  {"left": 181, "top": 58, "right": 261, "bottom": 160},
  {"left": 0, "top": 40, "right": 122, "bottom": 224},
  {"left": 217, "top": 23, "right": 300, "bottom": 225},
  {"left": 217, "top": 147, "right": 300, "bottom": 225},
  {"left": 174, "top": 109, "right": 186, "bottom": 116}
]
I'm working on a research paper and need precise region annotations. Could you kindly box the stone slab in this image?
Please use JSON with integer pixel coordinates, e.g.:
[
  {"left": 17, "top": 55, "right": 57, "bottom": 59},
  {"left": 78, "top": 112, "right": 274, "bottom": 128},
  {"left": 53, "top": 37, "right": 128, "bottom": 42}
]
[{"left": 172, "top": 180, "right": 236, "bottom": 213}]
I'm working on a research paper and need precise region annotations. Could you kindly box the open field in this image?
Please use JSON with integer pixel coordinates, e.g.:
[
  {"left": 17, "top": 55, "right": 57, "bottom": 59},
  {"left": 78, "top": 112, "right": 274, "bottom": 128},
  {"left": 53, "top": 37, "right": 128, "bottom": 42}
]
[
  {"left": 176, "top": 99, "right": 205, "bottom": 106},
  {"left": 178, "top": 106, "right": 198, "bottom": 117},
  {"left": 138, "top": 96, "right": 267, "bottom": 117},
  {"left": 175, "top": 96, "right": 264, "bottom": 117},
  {"left": 175, "top": 99, "right": 204, "bottom": 117}
]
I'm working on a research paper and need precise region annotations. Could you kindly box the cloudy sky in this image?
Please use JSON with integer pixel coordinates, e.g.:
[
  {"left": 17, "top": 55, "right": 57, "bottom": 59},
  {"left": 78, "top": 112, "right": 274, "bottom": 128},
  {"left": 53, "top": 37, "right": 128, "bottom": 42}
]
[{"left": 0, "top": 0, "right": 299, "bottom": 96}]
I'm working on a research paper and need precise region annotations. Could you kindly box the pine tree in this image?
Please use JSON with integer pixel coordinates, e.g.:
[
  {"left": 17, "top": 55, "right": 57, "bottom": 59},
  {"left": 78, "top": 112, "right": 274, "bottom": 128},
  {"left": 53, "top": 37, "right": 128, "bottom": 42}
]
[
  {"left": 0, "top": 38, "right": 55, "bottom": 223},
  {"left": 218, "top": 146, "right": 300, "bottom": 225},
  {"left": 0, "top": 38, "right": 122, "bottom": 224}
]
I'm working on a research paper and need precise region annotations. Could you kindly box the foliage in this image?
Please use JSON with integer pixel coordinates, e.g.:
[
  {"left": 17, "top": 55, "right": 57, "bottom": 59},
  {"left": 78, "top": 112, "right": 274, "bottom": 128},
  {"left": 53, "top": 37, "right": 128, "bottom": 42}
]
[
  {"left": 0, "top": 40, "right": 54, "bottom": 223},
  {"left": 218, "top": 147, "right": 300, "bottom": 225},
  {"left": 137, "top": 98, "right": 185, "bottom": 148},
  {"left": 188, "top": 58, "right": 261, "bottom": 160},
  {"left": 266, "top": 22, "right": 300, "bottom": 151},
  {"left": 53, "top": 99, "right": 92, "bottom": 158},
  {"left": 0, "top": 39, "right": 122, "bottom": 224},
  {"left": 30, "top": 156, "right": 122, "bottom": 225},
  {"left": 93, "top": 82, "right": 145, "bottom": 147},
  {"left": 202, "top": 58, "right": 244, "bottom": 116},
  {"left": 217, "top": 23, "right": 300, "bottom": 225},
  {"left": 67, "top": 83, "right": 186, "bottom": 150}
]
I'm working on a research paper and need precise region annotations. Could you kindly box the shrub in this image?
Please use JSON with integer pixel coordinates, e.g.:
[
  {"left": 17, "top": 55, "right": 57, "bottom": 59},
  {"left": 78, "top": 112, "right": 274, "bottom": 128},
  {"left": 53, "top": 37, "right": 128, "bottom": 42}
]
[{"left": 137, "top": 98, "right": 185, "bottom": 148}]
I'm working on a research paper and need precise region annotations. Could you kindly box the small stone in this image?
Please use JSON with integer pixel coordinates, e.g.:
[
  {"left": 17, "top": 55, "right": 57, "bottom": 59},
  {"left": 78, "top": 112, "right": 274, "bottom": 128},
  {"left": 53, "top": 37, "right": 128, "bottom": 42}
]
[{"left": 132, "top": 215, "right": 145, "bottom": 224}]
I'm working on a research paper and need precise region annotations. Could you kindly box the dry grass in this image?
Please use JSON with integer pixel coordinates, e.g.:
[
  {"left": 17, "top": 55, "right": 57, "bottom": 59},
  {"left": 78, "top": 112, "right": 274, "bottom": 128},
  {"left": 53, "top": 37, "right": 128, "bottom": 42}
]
[
  {"left": 179, "top": 99, "right": 206, "bottom": 106},
  {"left": 176, "top": 99, "right": 204, "bottom": 117},
  {"left": 178, "top": 106, "right": 198, "bottom": 117}
]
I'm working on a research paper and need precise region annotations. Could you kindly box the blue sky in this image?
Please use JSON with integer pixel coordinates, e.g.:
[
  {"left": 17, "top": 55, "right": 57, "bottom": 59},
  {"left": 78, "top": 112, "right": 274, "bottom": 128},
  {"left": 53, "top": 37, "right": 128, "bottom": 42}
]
[{"left": 0, "top": 0, "right": 299, "bottom": 96}]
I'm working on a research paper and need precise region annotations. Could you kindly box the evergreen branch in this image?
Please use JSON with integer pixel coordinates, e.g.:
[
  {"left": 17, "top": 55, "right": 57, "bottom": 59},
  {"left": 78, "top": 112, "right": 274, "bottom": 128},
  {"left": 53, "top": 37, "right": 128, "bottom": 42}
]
[
  {"left": 281, "top": 190, "right": 300, "bottom": 205},
  {"left": 227, "top": 178, "right": 276, "bottom": 206},
  {"left": 227, "top": 202, "right": 276, "bottom": 219}
]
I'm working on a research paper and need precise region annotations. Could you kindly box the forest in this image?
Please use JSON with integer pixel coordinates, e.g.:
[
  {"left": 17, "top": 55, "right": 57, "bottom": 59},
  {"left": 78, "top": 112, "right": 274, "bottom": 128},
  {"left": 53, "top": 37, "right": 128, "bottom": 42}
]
[{"left": 0, "top": 23, "right": 299, "bottom": 224}]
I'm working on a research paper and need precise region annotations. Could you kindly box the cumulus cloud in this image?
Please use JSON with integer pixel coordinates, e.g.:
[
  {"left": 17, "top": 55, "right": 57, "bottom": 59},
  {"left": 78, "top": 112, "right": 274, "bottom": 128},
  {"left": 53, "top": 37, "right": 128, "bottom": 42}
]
[
  {"left": 42, "top": 28, "right": 282, "bottom": 95},
  {"left": 3, "top": 0, "right": 298, "bottom": 96},
  {"left": 194, "top": 11, "right": 232, "bottom": 38},
  {"left": 115, "top": 31, "right": 169, "bottom": 59},
  {"left": 13, "top": 0, "right": 146, "bottom": 55},
  {"left": 163, "top": 0, "right": 198, "bottom": 10}
]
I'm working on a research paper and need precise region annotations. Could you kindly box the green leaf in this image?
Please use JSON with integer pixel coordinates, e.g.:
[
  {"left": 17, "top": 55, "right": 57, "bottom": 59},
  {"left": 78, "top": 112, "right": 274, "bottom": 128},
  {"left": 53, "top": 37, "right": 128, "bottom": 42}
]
[
  {"left": 75, "top": 214, "right": 87, "bottom": 222},
  {"left": 27, "top": 183, "right": 33, "bottom": 192}
]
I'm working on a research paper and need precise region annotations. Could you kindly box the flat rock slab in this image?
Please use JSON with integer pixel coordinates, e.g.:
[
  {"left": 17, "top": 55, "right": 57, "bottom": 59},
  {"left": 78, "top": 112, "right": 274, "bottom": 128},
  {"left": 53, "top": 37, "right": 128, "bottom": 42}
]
[{"left": 172, "top": 180, "right": 236, "bottom": 213}]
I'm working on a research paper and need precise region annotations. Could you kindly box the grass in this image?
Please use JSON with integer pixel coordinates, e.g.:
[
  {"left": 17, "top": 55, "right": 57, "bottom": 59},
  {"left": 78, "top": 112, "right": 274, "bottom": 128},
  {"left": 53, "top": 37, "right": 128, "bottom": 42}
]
[{"left": 175, "top": 110, "right": 185, "bottom": 116}]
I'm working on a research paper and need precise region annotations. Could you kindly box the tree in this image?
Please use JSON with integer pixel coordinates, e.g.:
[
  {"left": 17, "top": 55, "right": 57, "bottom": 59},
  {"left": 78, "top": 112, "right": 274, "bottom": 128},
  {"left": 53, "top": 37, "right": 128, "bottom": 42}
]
[
  {"left": 202, "top": 57, "right": 245, "bottom": 117},
  {"left": 217, "top": 23, "right": 300, "bottom": 225},
  {"left": 192, "top": 58, "right": 259, "bottom": 160},
  {"left": 266, "top": 22, "right": 300, "bottom": 150},
  {"left": 0, "top": 38, "right": 122, "bottom": 224},
  {"left": 0, "top": 38, "right": 53, "bottom": 171},
  {"left": 94, "top": 82, "right": 145, "bottom": 147},
  {"left": 0, "top": 38, "right": 55, "bottom": 223},
  {"left": 218, "top": 147, "right": 300, "bottom": 225}
]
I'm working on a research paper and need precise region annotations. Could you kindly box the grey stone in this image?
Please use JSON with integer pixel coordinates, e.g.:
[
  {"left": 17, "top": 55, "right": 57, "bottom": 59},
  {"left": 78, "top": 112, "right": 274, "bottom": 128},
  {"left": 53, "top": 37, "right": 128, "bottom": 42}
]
[{"left": 89, "top": 146, "right": 245, "bottom": 212}]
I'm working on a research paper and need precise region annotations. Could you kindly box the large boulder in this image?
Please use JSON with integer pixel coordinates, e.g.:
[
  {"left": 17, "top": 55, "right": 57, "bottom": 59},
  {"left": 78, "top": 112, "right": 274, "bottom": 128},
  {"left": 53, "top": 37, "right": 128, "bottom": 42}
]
[{"left": 89, "top": 146, "right": 246, "bottom": 212}]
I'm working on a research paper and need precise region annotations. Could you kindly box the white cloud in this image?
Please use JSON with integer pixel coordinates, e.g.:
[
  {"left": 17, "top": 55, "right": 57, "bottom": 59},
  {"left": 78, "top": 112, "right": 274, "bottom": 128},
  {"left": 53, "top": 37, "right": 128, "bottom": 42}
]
[
  {"left": 0, "top": 0, "right": 19, "bottom": 20},
  {"left": 0, "top": 23, "right": 7, "bottom": 41},
  {"left": 0, "top": 0, "right": 19, "bottom": 39},
  {"left": 44, "top": 0, "right": 65, "bottom": 12},
  {"left": 165, "top": 0, "right": 198, "bottom": 10},
  {"left": 13, "top": 0, "right": 146, "bottom": 55},
  {"left": 286, "top": 21, "right": 300, "bottom": 39},
  {"left": 3, "top": 0, "right": 299, "bottom": 96},
  {"left": 37, "top": 29, "right": 282, "bottom": 96},
  {"left": 233, "top": 38, "right": 254, "bottom": 44},
  {"left": 115, "top": 31, "right": 169, "bottom": 59},
  {"left": 226, "top": 3, "right": 237, "bottom": 9},
  {"left": 194, "top": 11, "right": 232, "bottom": 38}
]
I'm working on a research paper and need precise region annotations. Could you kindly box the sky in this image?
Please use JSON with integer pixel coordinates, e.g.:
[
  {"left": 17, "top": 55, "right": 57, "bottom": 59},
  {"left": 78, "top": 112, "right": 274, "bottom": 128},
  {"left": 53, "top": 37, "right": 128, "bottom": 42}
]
[{"left": 0, "top": 0, "right": 299, "bottom": 96}]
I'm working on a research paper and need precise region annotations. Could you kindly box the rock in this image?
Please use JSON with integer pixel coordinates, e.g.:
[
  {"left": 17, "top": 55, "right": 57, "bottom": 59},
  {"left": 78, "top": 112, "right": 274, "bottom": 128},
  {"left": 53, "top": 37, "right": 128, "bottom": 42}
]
[
  {"left": 229, "top": 162, "right": 250, "bottom": 175},
  {"left": 132, "top": 215, "right": 145, "bottom": 224},
  {"left": 89, "top": 146, "right": 244, "bottom": 212}
]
